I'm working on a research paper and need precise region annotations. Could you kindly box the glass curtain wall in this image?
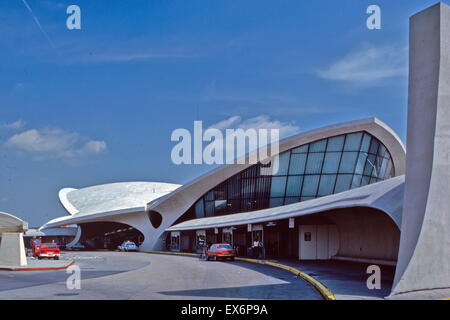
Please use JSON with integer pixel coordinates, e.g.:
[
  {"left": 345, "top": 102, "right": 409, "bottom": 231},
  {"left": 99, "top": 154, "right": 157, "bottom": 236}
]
[{"left": 193, "top": 132, "right": 395, "bottom": 218}]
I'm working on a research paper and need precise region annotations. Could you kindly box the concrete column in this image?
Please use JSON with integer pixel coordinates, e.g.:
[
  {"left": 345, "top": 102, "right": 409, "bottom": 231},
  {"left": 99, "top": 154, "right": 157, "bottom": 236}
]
[
  {"left": 391, "top": 2, "right": 450, "bottom": 295},
  {"left": 0, "top": 232, "right": 27, "bottom": 266}
]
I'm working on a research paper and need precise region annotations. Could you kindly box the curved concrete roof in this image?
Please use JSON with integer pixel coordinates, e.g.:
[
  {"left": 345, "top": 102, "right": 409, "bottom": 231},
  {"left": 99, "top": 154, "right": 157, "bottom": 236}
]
[
  {"left": 59, "top": 188, "right": 79, "bottom": 215},
  {"left": 60, "top": 182, "right": 181, "bottom": 215},
  {"left": 149, "top": 118, "right": 406, "bottom": 219},
  {"left": 167, "top": 175, "right": 405, "bottom": 232},
  {"left": 25, "top": 227, "right": 78, "bottom": 237},
  {"left": 0, "top": 211, "right": 28, "bottom": 233},
  {"left": 42, "top": 182, "right": 181, "bottom": 229}
]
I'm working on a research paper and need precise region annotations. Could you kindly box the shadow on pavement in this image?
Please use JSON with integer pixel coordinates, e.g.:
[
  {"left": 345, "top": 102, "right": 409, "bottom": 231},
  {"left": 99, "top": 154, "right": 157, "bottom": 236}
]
[{"left": 158, "top": 282, "right": 321, "bottom": 300}]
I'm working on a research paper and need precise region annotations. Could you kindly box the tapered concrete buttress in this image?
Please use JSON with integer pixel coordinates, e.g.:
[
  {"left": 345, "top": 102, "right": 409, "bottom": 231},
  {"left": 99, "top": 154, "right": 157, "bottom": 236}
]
[
  {"left": 0, "top": 233, "right": 27, "bottom": 266},
  {"left": 391, "top": 2, "right": 450, "bottom": 295}
]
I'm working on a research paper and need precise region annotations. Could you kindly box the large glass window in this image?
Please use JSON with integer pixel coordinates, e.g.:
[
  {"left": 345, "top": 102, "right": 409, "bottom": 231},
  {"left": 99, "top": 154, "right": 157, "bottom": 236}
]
[
  {"left": 190, "top": 131, "right": 395, "bottom": 217},
  {"left": 205, "top": 201, "right": 215, "bottom": 217},
  {"left": 302, "top": 175, "right": 321, "bottom": 197},
  {"left": 309, "top": 140, "right": 327, "bottom": 152},
  {"left": 335, "top": 174, "right": 353, "bottom": 193},
  {"left": 288, "top": 153, "right": 307, "bottom": 175},
  {"left": 272, "top": 152, "right": 290, "bottom": 176},
  {"left": 305, "top": 153, "right": 325, "bottom": 174},
  {"left": 344, "top": 133, "right": 362, "bottom": 151},
  {"left": 355, "top": 153, "right": 368, "bottom": 174},
  {"left": 270, "top": 176, "right": 287, "bottom": 197},
  {"left": 322, "top": 152, "right": 342, "bottom": 174},
  {"left": 292, "top": 145, "right": 308, "bottom": 154},
  {"left": 360, "top": 133, "right": 372, "bottom": 152},
  {"left": 318, "top": 175, "right": 337, "bottom": 196},
  {"left": 327, "top": 136, "right": 345, "bottom": 152},
  {"left": 286, "top": 176, "right": 303, "bottom": 197},
  {"left": 339, "top": 152, "right": 359, "bottom": 173},
  {"left": 195, "top": 200, "right": 204, "bottom": 218}
]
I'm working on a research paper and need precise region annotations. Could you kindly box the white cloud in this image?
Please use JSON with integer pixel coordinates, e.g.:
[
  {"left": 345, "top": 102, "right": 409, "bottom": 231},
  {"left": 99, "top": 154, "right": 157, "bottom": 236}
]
[
  {"left": 2, "top": 120, "right": 25, "bottom": 129},
  {"left": 5, "top": 128, "right": 107, "bottom": 161},
  {"left": 317, "top": 45, "right": 407, "bottom": 84},
  {"left": 205, "top": 115, "right": 300, "bottom": 162},
  {"left": 209, "top": 115, "right": 300, "bottom": 138},
  {"left": 59, "top": 140, "right": 107, "bottom": 159},
  {"left": 209, "top": 116, "right": 241, "bottom": 131}
]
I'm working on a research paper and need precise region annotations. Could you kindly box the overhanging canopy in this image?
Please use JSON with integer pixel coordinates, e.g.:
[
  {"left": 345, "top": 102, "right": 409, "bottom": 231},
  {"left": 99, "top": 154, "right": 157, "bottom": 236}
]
[
  {"left": 0, "top": 212, "right": 28, "bottom": 234},
  {"left": 167, "top": 176, "right": 404, "bottom": 232}
]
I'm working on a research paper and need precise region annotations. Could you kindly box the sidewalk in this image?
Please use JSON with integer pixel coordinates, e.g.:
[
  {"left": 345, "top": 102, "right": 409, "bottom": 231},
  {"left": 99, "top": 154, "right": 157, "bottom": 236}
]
[
  {"left": 0, "top": 258, "right": 75, "bottom": 271},
  {"left": 388, "top": 288, "right": 450, "bottom": 300},
  {"left": 273, "top": 259, "right": 395, "bottom": 300}
]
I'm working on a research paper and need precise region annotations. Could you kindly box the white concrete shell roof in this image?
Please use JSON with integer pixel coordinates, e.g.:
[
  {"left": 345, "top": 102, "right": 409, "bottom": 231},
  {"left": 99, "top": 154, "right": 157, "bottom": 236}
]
[
  {"left": 148, "top": 117, "right": 406, "bottom": 219},
  {"left": 25, "top": 227, "right": 79, "bottom": 237},
  {"left": 167, "top": 175, "right": 405, "bottom": 232},
  {"left": 41, "top": 182, "right": 181, "bottom": 228},
  {"left": 0, "top": 211, "right": 28, "bottom": 233}
]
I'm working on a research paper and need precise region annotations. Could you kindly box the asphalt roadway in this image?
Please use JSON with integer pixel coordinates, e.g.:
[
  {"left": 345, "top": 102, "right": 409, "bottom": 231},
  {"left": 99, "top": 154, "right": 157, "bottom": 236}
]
[{"left": 0, "top": 251, "right": 322, "bottom": 300}]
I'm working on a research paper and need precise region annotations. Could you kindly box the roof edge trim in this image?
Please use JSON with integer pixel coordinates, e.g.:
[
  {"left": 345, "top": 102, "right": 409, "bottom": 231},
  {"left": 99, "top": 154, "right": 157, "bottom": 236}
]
[{"left": 58, "top": 188, "right": 79, "bottom": 215}]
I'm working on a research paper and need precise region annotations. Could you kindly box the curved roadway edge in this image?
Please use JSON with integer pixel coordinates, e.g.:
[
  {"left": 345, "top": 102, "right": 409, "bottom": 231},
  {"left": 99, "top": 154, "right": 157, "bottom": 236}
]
[
  {"left": 141, "top": 250, "right": 335, "bottom": 300},
  {"left": 0, "top": 260, "right": 75, "bottom": 272}
]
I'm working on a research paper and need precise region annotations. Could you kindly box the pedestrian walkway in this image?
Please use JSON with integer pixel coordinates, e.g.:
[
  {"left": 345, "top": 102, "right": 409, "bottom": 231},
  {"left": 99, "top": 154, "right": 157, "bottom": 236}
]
[
  {"left": 273, "top": 259, "right": 395, "bottom": 300},
  {"left": 0, "top": 257, "right": 74, "bottom": 271},
  {"left": 388, "top": 288, "right": 450, "bottom": 300}
]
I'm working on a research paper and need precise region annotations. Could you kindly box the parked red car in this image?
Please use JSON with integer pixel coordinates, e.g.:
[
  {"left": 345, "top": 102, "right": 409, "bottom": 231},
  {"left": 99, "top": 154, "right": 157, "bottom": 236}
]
[
  {"left": 34, "top": 243, "right": 60, "bottom": 260},
  {"left": 206, "top": 243, "right": 236, "bottom": 261}
]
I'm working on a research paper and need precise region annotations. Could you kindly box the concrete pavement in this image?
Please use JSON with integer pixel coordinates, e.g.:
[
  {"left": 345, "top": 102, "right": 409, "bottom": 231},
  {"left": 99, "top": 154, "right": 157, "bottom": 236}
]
[
  {"left": 0, "top": 251, "right": 322, "bottom": 300},
  {"left": 145, "top": 253, "right": 395, "bottom": 300}
]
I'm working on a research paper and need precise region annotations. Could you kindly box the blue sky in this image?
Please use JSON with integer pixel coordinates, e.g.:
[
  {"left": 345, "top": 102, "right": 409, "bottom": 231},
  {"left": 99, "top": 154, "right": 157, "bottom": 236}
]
[{"left": 0, "top": 0, "right": 442, "bottom": 226}]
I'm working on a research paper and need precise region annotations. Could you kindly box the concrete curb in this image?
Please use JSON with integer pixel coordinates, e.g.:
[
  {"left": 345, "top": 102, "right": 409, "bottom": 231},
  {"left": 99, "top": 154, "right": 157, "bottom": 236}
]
[
  {"left": 237, "top": 257, "right": 335, "bottom": 300},
  {"left": 0, "top": 260, "right": 75, "bottom": 271},
  {"left": 142, "top": 250, "right": 335, "bottom": 300}
]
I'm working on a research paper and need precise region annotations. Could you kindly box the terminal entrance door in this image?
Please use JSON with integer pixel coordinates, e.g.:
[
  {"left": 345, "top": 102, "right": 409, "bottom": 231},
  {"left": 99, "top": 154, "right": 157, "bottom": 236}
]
[
  {"left": 299, "top": 225, "right": 339, "bottom": 260},
  {"left": 251, "top": 224, "right": 264, "bottom": 259},
  {"left": 299, "top": 226, "right": 316, "bottom": 260},
  {"left": 170, "top": 232, "right": 180, "bottom": 252},
  {"left": 265, "top": 227, "right": 280, "bottom": 258},
  {"left": 252, "top": 225, "right": 263, "bottom": 245},
  {"left": 196, "top": 230, "right": 206, "bottom": 253},
  {"left": 222, "top": 228, "right": 233, "bottom": 246}
]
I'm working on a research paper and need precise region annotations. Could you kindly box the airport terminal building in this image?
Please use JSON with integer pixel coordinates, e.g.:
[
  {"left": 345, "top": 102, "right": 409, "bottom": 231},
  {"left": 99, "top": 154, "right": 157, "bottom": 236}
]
[
  {"left": 24, "top": 2, "right": 450, "bottom": 296},
  {"left": 41, "top": 117, "right": 406, "bottom": 266}
]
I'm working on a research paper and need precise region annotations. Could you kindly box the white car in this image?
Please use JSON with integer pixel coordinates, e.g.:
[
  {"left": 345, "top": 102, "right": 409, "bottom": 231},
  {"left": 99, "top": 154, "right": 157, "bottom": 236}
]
[{"left": 117, "top": 241, "right": 138, "bottom": 252}]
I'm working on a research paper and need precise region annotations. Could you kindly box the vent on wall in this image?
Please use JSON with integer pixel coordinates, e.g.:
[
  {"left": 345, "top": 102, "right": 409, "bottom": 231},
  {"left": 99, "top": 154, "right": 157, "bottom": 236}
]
[{"left": 148, "top": 210, "right": 163, "bottom": 229}]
